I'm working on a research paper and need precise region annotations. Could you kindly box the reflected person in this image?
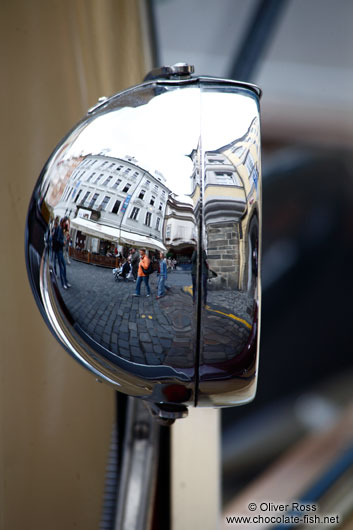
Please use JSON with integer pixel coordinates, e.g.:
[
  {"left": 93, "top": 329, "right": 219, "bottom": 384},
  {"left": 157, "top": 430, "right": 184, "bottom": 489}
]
[
  {"left": 191, "top": 248, "right": 208, "bottom": 306},
  {"left": 62, "top": 217, "right": 71, "bottom": 265},
  {"left": 52, "top": 218, "right": 71, "bottom": 290},
  {"left": 121, "top": 258, "right": 131, "bottom": 280},
  {"left": 51, "top": 217, "right": 59, "bottom": 274},
  {"left": 157, "top": 251, "right": 167, "bottom": 299},
  {"left": 130, "top": 248, "right": 139, "bottom": 280},
  {"left": 133, "top": 248, "right": 151, "bottom": 297}
]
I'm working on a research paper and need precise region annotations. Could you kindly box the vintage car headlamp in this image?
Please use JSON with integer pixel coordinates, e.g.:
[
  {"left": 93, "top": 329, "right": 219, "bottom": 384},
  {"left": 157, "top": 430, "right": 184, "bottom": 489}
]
[{"left": 25, "top": 64, "right": 262, "bottom": 410}]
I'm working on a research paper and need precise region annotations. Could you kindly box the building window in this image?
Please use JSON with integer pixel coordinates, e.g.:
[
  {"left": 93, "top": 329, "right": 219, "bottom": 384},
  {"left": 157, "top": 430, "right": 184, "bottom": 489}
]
[
  {"left": 166, "top": 225, "right": 171, "bottom": 239},
  {"left": 161, "top": 190, "right": 166, "bottom": 198},
  {"left": 215, "top": 171, "right": 234, "bottom": 185},
  {"left": 82, "top": 191, "right": 90, "bottom": 205},
  {"left": 158, "top": 202, "right": 163, "bottom": 211},
  {"left": 130, "top": 207, "right": 140, "bottom": 220},
  {"left": 89, "top": 193, "right": 99, "bottom": 208},
  {"left": 86, "top": 172, "right": 96, "bottom": 183},
  {"left": 252, "top": 167, "right": 259, "bottom": 189},
  {"left": 100, "top": 196, "right": 111, "bottom": 211},
  {"left": 145, "top": 179, "right": 150, "bottom": 188},
  {"left": 94, "top": 173, "right": 104, "bottom": 184},
  {"left": 122, "top": 183, "right": 131, "bottom": 193},
  {"left": 74, "top": 189, "right": 82, "bottom": 204},
  {"left": 109, "top": 162, "right": 115, "bottom": 169},
  {"left": 103, "top": 175, "right": 113, "bottom": 186},
  {"left": 233, "top": 146, "right": 244, "bottom": 157},
  {"left": 208, "top": 158, "right": 223, "bottom": 164},
  {"left": 153, "top": 184, "right": 159, "bottom": 192},
  {"left": 155, "top": 217, "right": 161, "bottom": 230},
  {"left": 117, "top": 165, "right": 123, "bottom": 172},
  {"left": 100, "top": 161, "right": 108, "bottom": 168},
  {"left": 113, "top": 178, "right": 121, "bottom": 189},
  {"left": 133, "top": 171, "right": 139, "bottom": 179},
  {"left": 63, "top": 186, "right": 70, "bottom": 200},
  {"left": 112, "top": 200, "right": 121, "bottom": 214},
  {"left": 150, "top": 195, "right": 155, "bottom": 206},
  {"left": 245, "top": 154, "right": 255, "bottom": 174},
  {"left": 145, "top": 212, "right": 151, "bottom": 227},
  {"left": 215, "top": 171, "right": 233, "bottom": 178},
  {"left": 138, "top": 189, "right": 145, "bottom": 200}
]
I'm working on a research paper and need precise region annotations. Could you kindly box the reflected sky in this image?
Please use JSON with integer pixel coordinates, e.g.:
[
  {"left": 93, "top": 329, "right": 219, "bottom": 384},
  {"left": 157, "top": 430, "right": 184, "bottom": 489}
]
[{"left": 64, "top": 89, "right": 258, "bottom": 198}]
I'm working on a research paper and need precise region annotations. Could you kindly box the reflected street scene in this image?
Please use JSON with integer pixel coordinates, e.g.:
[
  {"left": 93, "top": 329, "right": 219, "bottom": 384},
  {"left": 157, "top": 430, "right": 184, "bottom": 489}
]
[
  {"left": 202, "top": 118, "right": 260, "bottom": 366},
  {"left": 47, "top": 149, "right": 199, "bottom": 371},
  {"left": 27, "top": 77, "right": 261, "bottom": 404},
  {"left": 53, "top": 259, "right": 196, "bottom": 367}
]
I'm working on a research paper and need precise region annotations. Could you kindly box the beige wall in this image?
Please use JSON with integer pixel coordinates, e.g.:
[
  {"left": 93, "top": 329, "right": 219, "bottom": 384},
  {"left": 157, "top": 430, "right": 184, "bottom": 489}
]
[{"left": 0, "top": 1, "right": 149, "bottom": 529}]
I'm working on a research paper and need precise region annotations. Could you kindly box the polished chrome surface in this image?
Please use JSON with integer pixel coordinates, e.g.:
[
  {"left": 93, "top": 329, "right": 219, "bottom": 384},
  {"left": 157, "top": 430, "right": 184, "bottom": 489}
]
[
  {"left": 114, "top": 397, "right": 159, "bottom": 530},
  {"left": 26, "top": 74, "right": 261, "bottom": 406},
  {"left": 144, "top": 62, "right": 195, "bottom": 81}
]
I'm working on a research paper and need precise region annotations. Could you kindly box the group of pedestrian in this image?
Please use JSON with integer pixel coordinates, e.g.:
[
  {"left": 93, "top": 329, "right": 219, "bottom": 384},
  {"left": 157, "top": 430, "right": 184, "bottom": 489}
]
[
  {"left": 132, "top": 249, "right": 169, "bottom": 299},
  {"left": 167, "top": 257, "right": 177, "bottom": 271},
  {"left": 113, "top": 257, "right": 134, "bottom": 281},
  {"left": 51, "top": 217, "right": 71, "bottom": 289}
]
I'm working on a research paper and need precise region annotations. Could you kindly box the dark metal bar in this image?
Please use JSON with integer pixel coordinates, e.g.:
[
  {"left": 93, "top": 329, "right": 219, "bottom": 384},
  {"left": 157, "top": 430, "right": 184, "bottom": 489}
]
[
  {"left": 114, "top": 397, "right": 160, "bottom": 530},
  {"left": 146, "top": 0, "right": 161, "bottom": 68},
  {"left": 151, "top": 425, "right": 171, "bottom": 530},
  {"left": 228, "top": 0, "right": 289, "bottom": 82}
]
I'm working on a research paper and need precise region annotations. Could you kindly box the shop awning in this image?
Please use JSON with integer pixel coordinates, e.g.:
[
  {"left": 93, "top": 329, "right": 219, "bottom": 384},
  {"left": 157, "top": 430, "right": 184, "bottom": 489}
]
[{"left": 70, "top": 217, "right": 166, "bottom": 252}]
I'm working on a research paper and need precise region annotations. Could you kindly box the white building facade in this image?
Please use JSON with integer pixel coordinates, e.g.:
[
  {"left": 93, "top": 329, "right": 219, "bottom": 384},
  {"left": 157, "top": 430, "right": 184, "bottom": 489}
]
[
  {"left": 54, "top": 154, "right": 169, "bottom": 254},
  {"left": 163, "top": 194, "right": 197, "bottom": 259}
]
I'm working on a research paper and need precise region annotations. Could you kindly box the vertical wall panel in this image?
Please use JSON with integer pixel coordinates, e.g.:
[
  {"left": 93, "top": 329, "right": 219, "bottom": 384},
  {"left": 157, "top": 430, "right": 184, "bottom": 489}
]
[{"left": 0, "top": 1, "right": 149, "bottom": 529}]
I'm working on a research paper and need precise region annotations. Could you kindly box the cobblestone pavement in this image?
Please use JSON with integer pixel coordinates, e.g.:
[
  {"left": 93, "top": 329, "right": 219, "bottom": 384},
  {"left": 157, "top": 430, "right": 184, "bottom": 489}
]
[{"left": 56, "top": 259, "right": 253, "bottom": 367}]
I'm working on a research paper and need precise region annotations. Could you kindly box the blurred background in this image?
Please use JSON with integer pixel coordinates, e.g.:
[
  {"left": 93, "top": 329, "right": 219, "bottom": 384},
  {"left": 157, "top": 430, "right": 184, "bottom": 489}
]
[{"left": 1, "top": 0, "right": 353, "bottom": 529}]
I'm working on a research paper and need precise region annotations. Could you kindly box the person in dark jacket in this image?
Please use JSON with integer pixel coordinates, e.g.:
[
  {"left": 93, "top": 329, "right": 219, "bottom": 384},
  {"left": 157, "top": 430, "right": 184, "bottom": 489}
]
[
  {"left": 157, "top": 252, "right": 168, "bottom": 299},
  {"left": 52, "top": 218, "right": 71, "bottom": 289},
  {"left": 130, "top": 248, "right": 139, "bottom": 280},
  {"left": 121, "top": 259, "right": 131, "bottom": 279}
]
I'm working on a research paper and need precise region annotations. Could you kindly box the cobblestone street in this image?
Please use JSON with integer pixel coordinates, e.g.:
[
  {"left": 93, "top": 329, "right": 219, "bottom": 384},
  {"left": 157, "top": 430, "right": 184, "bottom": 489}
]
[{"left": 56, "top": 259, "right": 254, "bottom": 367}]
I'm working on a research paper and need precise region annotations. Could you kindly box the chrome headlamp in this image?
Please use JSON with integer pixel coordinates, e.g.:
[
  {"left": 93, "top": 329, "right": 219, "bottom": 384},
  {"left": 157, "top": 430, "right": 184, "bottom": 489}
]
[{"left": 25, "top": 64, "right": 262, "bottom": 410}]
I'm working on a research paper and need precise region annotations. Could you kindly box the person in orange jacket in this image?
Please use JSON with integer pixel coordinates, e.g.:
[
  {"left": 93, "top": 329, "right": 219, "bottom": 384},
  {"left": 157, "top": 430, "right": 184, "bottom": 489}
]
[{"left": 133, "top": 248, "right": 151, "bottom": 297}]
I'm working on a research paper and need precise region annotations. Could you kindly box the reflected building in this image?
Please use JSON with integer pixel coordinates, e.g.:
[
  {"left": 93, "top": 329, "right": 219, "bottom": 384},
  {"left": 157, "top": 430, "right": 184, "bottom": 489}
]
[
  {"left": 190, "top": 117, "right": 260, "bottom": 291},
  {"left": 220, "top": 116, "right": 260, "bottom": 292},
  {"left": 163, "top": 193, "right": 197, "bottom": 263},
  {"left": 45, "top": 149, "right": 84, "bottom": 208},
  {"left": 203, "top": 150, "right": 246, "bottom": 290},
  {"left": 53, "top": 154, "right": 169, "bottom": 261}
]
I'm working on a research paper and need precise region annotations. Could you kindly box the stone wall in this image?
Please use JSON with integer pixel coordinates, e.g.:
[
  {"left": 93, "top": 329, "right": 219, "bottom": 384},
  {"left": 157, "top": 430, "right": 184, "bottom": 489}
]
[{"left": 206, "top": 222, "right": 240, "bottom": 290}]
